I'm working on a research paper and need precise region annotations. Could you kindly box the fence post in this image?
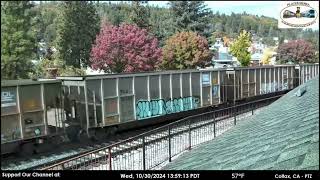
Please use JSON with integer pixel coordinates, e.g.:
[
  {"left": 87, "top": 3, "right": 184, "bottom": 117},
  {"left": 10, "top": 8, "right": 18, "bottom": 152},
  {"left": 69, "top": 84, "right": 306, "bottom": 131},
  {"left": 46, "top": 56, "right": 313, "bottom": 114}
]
[
  {"left": 188, "top": 119, "right": 191, "bottom": 150},
  {"left": 108, "top": 147, "right": 112, "bottom": 170},
  {"left": 168, "top": 126, "right": 172, "bottom": 162},
  {"left": 234, "top": 106, "right": 237, "bottom": 125},
  {"left": 213, "top": 113, "right": 216, "bottom": 138},
  {"left": 142, "top": 136, "right": 146, "bottom": 170}
]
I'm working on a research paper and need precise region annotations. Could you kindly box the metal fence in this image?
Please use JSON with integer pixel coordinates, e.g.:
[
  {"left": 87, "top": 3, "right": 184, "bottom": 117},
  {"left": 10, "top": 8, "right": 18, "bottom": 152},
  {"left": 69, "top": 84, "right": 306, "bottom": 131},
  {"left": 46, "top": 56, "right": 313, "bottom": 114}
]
[{"left": 41, "top": 95, "right": 281, "bottom": 170}]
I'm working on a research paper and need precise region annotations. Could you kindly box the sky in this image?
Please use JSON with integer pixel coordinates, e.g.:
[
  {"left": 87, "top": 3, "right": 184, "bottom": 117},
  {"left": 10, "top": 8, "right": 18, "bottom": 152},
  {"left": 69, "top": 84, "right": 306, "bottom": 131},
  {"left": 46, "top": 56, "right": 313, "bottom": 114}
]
[{"left": 115, "top": 1, "right": 282, "bottom": 19}]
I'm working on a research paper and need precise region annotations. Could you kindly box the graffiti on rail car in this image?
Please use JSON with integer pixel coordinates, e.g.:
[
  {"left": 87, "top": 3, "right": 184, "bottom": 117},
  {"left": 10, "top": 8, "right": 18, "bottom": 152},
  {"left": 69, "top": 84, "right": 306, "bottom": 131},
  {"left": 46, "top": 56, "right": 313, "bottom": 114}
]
[
  {"left": 260, "top": 82, "right": 288, "bottom": 94},
  {"left": 136, "top": 96, "right": 200, "bottom": 119}
]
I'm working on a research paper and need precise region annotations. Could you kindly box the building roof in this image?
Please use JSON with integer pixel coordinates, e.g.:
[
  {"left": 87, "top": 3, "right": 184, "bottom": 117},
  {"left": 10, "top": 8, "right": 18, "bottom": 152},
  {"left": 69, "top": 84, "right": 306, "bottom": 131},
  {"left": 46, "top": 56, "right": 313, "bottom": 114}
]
[
  {"left": 163, "top": 76, "right": 319, "bottom": 170},
  {"left": 251, "top": 53, "right": 262, "bottom": 61}
]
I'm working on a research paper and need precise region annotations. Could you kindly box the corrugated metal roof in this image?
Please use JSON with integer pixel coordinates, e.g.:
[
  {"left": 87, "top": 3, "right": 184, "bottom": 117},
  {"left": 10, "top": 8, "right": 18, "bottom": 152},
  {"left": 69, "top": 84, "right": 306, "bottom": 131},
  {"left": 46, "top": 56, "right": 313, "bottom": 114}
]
[{"left": 164, "top": 76, "right": 319, "bottom": 170}]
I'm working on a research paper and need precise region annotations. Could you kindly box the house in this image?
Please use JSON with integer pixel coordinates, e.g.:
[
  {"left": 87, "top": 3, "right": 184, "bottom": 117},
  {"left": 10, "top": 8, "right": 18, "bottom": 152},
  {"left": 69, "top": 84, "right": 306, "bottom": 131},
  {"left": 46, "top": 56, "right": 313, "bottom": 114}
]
[
  {"left": 249, "top": 40, "right": 271, "bottom": 66},
  {"left": 251, "top": 53, "right": 263, "bottom": 66},
  {"left": 250, "top": 40, "right": 266, "bottom": 54},
  {"left": 210, "top": 38, "right": 239, "bottom": 68}
]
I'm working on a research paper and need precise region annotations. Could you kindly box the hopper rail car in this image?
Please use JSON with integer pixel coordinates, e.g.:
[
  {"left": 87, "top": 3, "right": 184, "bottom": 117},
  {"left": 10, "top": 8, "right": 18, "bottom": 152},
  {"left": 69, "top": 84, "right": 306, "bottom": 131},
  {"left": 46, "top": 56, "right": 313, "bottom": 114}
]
[{"left": 1, "top": 64, "right": 319, "bottom": 155}]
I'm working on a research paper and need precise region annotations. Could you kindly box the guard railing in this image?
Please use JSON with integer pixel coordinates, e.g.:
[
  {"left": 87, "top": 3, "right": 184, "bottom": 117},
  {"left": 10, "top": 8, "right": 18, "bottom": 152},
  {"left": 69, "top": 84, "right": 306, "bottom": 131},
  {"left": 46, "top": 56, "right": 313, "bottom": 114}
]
[{"left": 41, "top": 95, "right": 282, "bottom": 170}]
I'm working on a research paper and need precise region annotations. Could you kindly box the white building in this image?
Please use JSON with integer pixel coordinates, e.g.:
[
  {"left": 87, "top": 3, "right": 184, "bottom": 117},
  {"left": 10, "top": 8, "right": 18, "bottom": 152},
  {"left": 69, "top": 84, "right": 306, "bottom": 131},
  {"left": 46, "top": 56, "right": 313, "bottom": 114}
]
[
  {"left": 210, "top": 38, "right": 238, "bottom": 68},
  {"left": 251, "top": 53, "right": 263, "bottom": 65}
]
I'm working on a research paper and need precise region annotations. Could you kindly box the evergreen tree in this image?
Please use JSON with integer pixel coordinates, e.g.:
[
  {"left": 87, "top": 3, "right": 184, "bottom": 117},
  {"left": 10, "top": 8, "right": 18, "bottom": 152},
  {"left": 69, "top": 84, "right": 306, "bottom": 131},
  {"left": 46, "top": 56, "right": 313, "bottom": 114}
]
[
  {"left": 149, "top": 7, "right": 176, "bottom": 46},
  {"left": 169, "top": 1, "right": 212, "bottom": 37},
  {"left": 32, "top": 1, "right": 60, "bottom": 46},
  {"left": 268, "top": 26, "right": 275, "bottom": 37},
  {"left": 263, "top": 37, "right": 276, "bottom": 46},
  {"left": 55, "top": 1, "right": 100, "bottom": 68},
  {"left": 238, "top": 20, "right": 244, "bottom": 33},
  {"left": 214, "top": 22, "right": 224, "bottom": 32},
  {"left": 225, "top": 18, "right": 232, "bottom": 35},
  {"left": 129, "top": 1, "right": 150, "bottom": 29},
  {"left": 97, "top": 2, "right": 131, "bottom": 26},
  {"left": 1, "top": 1, "right": 36, "bottom": 79}
]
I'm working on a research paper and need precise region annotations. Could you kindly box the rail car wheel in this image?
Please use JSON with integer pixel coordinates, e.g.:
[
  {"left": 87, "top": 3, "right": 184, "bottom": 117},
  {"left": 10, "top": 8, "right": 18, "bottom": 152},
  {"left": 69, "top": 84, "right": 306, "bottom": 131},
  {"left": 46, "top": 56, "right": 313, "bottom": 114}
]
[
  {"left": 105, "top": 126, "right": 118, "bottom": 138},
  {"left": 34, "top": 139, "right": 55, "bottom": 154},
  {"left": 66, "top": 125, "right": 81, "bottom": 142},
  {"left": 18, "top": 143, "right": 34, "bottom": 157}
]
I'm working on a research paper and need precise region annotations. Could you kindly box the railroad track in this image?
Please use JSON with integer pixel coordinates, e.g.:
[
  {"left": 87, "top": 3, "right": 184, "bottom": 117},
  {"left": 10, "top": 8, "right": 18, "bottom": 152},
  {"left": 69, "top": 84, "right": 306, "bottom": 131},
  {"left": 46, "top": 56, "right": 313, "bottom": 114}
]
[
  {"left": 2, "top": 95, "right": 279, "bottom": 170},
  {"left": 41, "top": 97, "right": 275, "bottom": 170},
  {"left": 42, "top": 107, "right": 266, "bottom": 170},
  {"left": 1, "top": 110, "right": 245, "bottom": 170},
  {"left": 1, "top": 124, "right": 162, "bottom": 170}
]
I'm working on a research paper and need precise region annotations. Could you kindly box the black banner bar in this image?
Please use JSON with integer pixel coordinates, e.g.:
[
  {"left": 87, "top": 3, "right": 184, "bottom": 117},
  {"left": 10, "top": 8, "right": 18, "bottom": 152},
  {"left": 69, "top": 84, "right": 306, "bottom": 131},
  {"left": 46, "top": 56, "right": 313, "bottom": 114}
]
[{"left": 1, "top": 170, "right": 319, "bottom": 180}]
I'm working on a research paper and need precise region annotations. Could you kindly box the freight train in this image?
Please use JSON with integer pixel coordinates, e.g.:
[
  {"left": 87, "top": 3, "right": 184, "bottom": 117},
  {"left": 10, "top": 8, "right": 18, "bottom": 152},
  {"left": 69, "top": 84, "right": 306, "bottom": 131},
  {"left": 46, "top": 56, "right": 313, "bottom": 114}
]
[{"left": 1, "top": 64, "right": 319, "bottom": 155}]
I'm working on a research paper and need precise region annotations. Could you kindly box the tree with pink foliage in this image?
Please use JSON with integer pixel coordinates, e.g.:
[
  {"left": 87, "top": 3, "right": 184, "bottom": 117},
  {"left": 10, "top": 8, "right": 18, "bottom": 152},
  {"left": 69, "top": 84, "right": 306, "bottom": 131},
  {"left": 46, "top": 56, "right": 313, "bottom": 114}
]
[
  {"left": 277, "top": 39, "right": 316, "bottom": 64},
  {"left": 90, "top": 23, "right": 162, "bottom": 73}
]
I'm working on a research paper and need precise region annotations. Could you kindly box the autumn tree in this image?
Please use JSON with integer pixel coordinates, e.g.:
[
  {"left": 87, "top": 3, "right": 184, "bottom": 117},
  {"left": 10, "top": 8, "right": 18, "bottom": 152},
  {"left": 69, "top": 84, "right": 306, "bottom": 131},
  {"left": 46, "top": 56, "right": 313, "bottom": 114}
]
[
  {"left": 262, "top": 48, "right": 276, "bottom": 65},
  {"left": 90, "top": 24, "right": 162, "bottom": 73},
  {"left": 229, "top": 30, "right": 252, "bottom": 67},
  {"left": 161, "top": 31, "right": 213, "bottom": 70},
  {"left": 277, "top": 39, "right": 316, "bottom": 64},
  {"left": 1, "top": 1, "right": 36, "bottom": 79}
]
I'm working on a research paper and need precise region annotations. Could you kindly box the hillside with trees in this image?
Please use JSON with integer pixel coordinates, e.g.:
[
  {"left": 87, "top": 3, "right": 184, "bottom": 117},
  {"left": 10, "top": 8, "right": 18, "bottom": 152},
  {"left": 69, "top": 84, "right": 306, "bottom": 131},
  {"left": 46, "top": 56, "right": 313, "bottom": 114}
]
[{"left": 1, "top": 1, "right": 319, "bottom": 79}]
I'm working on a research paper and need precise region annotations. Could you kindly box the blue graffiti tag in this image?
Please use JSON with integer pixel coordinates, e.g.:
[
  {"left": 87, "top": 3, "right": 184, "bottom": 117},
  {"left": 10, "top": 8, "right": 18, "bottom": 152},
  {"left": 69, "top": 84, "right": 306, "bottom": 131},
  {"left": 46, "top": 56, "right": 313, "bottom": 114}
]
[{"left": 136, "top": 96, "right": 200, "bottom": 119}]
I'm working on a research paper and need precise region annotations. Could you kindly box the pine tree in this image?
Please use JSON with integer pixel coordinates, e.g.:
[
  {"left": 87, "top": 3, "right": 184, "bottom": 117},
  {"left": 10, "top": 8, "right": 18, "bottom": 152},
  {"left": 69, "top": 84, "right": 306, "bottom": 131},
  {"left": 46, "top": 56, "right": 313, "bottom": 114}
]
[
  {"left": 32, "top": 1, "right": 60, "bottom": 47},
  {"left": 55, "top": 1, "right": 100, "bottom": 68},
  {"left": 225, "top": 18, "right": 232, "bottom": 35},
  {"left": 268, "top": 26, "right": 275, "bottom": 37},
  {"left": 1, "top": 1, "right": 36, "bottom": 79},
  {"left": 149, "top": 7, "right": 175, "bottom": 46},
  {"left": 130, "top": 1, "right": 150, "bottom": 30},
  {"left": 257, "top": 24, "right": 264, "bottom": 37},
  {"left": 169, "top": 1, "right": 211, "bottom": 37}
]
